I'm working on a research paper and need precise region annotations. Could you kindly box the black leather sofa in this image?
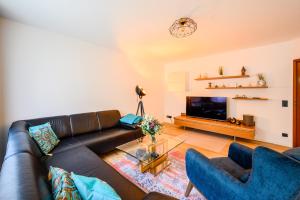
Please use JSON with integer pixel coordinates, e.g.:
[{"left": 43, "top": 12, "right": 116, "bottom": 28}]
[{"left": 0, "top": 110, "right": 176, "bottom": 200}]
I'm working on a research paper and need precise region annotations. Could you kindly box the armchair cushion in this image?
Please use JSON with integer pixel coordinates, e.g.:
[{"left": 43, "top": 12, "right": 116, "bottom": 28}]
[
  {"left": 210, "top": 157, "right": 250, "bottom": 183},
  {"left": 228, "top": 142, "right": 253, "bottom": 169},
  {"left": 283, "top": 147, "right": 300, "bottom": 161}
]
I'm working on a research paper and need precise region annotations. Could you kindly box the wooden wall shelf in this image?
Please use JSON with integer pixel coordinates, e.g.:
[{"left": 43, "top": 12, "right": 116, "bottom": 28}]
[
  {"left": 206, "top": 86, "right": 268, "bottom": 89},
  {"left": 195, "top": 75, "right": 250, "bottom": 81},
  {"left": 232, "top": 97, "right": 269, "bottom": 100},
  {"left": 174, "top": 115, "right": 255, "bottom": 139}
]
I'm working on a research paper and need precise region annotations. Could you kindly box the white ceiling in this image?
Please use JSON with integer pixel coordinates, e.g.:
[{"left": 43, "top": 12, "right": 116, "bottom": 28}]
[{"left": 1, "top": 0, "right": 300, "bottom": 62}]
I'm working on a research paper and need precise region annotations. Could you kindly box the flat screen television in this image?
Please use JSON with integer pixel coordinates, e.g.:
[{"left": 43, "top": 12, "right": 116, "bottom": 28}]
[{"left": 186, "top": 96, "right": 227, "bottom": 121}]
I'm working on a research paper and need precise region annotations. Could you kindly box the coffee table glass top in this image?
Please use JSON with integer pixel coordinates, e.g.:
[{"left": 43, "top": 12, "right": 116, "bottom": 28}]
[{"left": 116, "top": 134, "right": 184, "bottom": 165}]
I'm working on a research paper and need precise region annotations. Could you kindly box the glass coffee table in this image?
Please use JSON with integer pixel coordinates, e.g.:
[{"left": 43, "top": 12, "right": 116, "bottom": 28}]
[{"left": 117, "top": 134, "right": 184, "bottom": 176}]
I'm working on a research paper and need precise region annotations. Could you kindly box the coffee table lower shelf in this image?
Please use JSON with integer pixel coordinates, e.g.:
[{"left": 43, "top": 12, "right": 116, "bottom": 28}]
[{"left": 140, "top": 154, "right": 170, "bottom": 176}]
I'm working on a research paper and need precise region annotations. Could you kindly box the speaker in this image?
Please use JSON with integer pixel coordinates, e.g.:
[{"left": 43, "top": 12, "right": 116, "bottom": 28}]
[{"left": 243, "top": 114, "right": 255, "bottom": 126}]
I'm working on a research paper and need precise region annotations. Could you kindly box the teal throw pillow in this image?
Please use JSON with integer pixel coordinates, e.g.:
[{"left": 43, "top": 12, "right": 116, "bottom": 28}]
[
  {"left": 120, "top": 114, "right": 143, "bottom": 125},
  {"left": 28, "top": 122, "right": 59, "bottom": 154},
  {"left": 71, "top": 172, "right": 121, "bottom": 200},
  {"left": 48, "top": 166, "right": 81, "bottom": 200}
]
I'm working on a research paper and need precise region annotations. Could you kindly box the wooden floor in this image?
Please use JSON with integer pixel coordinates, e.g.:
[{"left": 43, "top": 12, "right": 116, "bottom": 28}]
[
  {"left": 162, "top": 123, "right": 289, "bottom": 158},
  {"left": 102, "top": 123, "right": 289, "bottom": 162}
]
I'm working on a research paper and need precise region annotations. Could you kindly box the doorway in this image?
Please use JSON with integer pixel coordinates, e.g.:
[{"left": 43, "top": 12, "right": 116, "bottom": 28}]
[{"left": 293, "top": 59, "right": 300, "bottom": 147}]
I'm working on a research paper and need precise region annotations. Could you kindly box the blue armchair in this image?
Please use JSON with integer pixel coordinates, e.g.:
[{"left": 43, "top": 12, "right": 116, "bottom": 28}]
[{"left": 185, "top": 143, "right": 300, "bottom": 200}]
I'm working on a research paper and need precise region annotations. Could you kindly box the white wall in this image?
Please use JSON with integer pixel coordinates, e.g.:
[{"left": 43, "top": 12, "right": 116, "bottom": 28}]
[
  {"left": 164, "top": 39, "right": 300, "bottom": 147},
  {"left": 0, "top": 18, "right": 164, "bottom": 133}
]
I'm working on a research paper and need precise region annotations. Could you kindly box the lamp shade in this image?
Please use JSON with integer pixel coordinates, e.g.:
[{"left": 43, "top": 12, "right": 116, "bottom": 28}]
[{"left": 135, "top": 85, "right": 146, "bottom": 98}]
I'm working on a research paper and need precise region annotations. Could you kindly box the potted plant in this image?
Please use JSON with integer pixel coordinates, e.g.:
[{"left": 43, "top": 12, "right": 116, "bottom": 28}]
[
  {"left": 257, "top": 73, "right": 267, "bottom": 86},
  {"left": 140, "top": 115, "right": 162, "bottom": 143}
]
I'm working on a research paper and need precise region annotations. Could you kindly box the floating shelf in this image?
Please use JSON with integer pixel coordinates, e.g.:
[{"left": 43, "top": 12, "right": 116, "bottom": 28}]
[
  {"left": 232, "top": 97, "right": 269, "bottom": 100},
  {"left": 206, "top": 86, "right": 268, "bottom": 89},
  {"left": 195, "top": 75, "right": 250, "bottom": 81}
]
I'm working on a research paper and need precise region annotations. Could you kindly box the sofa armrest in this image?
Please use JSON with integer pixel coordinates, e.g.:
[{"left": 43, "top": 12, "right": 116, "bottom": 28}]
[
  {"left": 186, "top": 149, "right": 245, "bottom": 200},
  {"left": 228, "top": 143, "right": 253, "bottom": 169},
  {"left": 143, "top": 192, "right": 177, "bottom": 200}
]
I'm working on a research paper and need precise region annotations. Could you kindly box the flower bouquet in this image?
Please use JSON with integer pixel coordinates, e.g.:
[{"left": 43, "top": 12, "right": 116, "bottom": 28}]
[{"left": 140, "top": 115, "right": 162, "bottom": 143}]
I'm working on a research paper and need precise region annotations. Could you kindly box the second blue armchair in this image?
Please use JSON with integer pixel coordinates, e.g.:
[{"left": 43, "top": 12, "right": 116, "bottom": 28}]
[{"left": 185, "top": 143, "right": 300, "bottom": 200}]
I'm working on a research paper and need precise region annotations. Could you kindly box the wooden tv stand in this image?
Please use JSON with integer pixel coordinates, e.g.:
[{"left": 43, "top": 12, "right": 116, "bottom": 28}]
[{"left": 174, "top": 115, "right": 255, "bottom": 140}]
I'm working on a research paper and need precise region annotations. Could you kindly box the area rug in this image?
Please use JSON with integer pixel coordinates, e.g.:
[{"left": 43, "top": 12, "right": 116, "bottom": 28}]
[{"left": 105, "top": 150, "right": 206, "bottom": 200}]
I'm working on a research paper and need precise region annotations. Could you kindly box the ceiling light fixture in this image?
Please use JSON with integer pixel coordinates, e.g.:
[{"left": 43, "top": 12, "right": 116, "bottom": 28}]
[{"left": 169, "top": 17, "right": 197, "bottom": 38}]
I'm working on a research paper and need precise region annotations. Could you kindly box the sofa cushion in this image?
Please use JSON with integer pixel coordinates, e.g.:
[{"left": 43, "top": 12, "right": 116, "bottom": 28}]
[
  {"left": 44, "top": 146, "right": 103, "bottom": 175},
  {"left": 75, "top": 128, "right": 143, "bottom": 154},
  {"left": 97, "top": 110, "right": 121, "bottom": 129},
  {"left": 27, "top": 115, "right": 72, "bottom": 139},
  {"left": 51, "top": 137, "right": 83, "bottom": 154},
  {"left": 210, "top": 157, "right": 250, "bottom": 183},
  {"left": 43, "top": 146, "right": 146, "bottom": 200},
  {"left": 0, "top": 153, "right": 51, "bottom": 200},
  {"left": 70, "top": 112, "right": 100, "bottom": 136}
]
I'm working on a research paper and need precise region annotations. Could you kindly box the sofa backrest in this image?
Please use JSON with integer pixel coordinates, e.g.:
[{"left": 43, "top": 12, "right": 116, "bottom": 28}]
[
  {"left": 26, "top": 115, "right": 72, "bottom": 139},
  {"left": 97, "top": 110, "right": 121, "bottom": 130},
  {"left": 4, "top": 110, "right": 123, "bottom": 158},
  {"left": 70, "top": 112, "right": 101, "bottom": 136}
]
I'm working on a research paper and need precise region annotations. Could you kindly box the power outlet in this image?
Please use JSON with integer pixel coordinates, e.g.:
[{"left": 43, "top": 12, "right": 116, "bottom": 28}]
[
  {"left": 282, "top": 100, "right": 288, "bottom": 107},
  {"left": 282, "top": 133, "right": 288, "bottom": 137}
]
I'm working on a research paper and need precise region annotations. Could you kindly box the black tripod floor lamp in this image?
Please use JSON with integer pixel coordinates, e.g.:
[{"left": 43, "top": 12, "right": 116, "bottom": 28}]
[{"left": 135, "top": 85, "right": 146, "bottom": 117}]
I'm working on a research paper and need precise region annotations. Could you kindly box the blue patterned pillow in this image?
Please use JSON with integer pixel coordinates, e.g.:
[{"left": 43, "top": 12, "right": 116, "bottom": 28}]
[
  {"left": 48, "top": 166, "right": 82, "bottom": 200},
  {"left": 28, "top": 122, "right": 59, "bottom": 155}
]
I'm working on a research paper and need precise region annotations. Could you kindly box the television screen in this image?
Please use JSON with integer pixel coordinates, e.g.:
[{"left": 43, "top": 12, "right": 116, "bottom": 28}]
[{"left": 186, "top": 96, "right": 227, "bottom": 121}]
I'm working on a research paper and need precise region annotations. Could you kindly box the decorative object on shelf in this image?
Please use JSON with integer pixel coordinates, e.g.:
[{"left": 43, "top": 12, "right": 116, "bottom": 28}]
[
  {"left": 257, "top": 73, "right": 267, "bottom": 86},
  {"left": 222, "top": 84, "right": 226, "bottom": 88},
  {"left": 169, "top": 17, "right": 197, "bottom": 38},
  {"left": 243, "top": 114, "right": 255, "bottom": 126},
  {"left": 227, "top": 117, "right": 242, "bottom": 125},
  {"left": 214, "top": 85, "right": 219, "bottom": 88},
  {"left": 135, "top": 85, "right": 146, "bottom": 117},
  {"left": 140, "top": 115, "right": 162, "bottom": 143},
  {"left": 241, "top": 66, "right": 246, "bottom": 76},
  {"left": 228, "top": 117, "right": 237, "bottom": 124},
  {"left": 208, "top": 82, "right": 212, "bottom": 88},
  {"left": 218, "top": 66, "right": 224, "bottom": 76},
  {"left": 235, "top": 120, "right": 242, "bottom": 125}
]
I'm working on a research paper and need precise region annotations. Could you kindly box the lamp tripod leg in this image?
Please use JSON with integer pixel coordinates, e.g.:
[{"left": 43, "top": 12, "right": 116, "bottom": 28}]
[{"left": 136, "top": 101, "right": 145, "bottom": 117}]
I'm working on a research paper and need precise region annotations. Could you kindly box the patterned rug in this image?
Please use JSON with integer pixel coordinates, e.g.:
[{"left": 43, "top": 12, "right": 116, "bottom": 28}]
[{"left": 105, "top": 150, "right": 206, "bottom": 200}]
